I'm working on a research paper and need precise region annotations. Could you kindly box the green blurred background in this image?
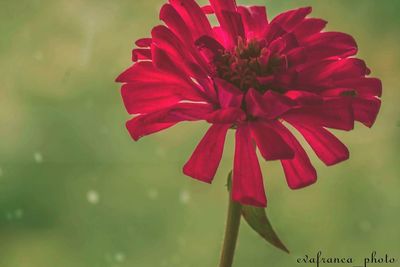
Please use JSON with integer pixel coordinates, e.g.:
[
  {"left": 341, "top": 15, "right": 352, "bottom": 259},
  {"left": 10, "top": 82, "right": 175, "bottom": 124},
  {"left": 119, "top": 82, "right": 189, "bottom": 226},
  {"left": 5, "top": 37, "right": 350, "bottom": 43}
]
[{"left": 0, "top": 0, "right": 399, "bottom": 266}]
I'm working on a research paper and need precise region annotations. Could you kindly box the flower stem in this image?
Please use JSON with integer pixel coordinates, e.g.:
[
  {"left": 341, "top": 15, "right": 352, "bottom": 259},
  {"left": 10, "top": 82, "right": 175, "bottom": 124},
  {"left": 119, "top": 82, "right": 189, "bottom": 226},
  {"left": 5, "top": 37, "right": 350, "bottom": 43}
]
[{"left": 219, "top": 192, "right": 242, "bottom": 267}]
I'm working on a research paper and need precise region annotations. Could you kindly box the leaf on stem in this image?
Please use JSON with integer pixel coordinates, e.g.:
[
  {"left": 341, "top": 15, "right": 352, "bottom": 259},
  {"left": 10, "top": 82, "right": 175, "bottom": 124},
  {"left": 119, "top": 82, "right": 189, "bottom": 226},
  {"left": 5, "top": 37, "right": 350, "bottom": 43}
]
[{"left": 227, "top": 172, "right": 290, "bottom": 254}]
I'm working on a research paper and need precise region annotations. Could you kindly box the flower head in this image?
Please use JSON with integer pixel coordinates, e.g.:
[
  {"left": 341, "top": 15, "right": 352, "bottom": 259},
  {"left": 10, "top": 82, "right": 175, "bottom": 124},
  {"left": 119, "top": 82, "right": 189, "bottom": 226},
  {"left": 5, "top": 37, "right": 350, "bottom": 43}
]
[{"left": 116, "top": 0, "right": 382, "bottom": 207}]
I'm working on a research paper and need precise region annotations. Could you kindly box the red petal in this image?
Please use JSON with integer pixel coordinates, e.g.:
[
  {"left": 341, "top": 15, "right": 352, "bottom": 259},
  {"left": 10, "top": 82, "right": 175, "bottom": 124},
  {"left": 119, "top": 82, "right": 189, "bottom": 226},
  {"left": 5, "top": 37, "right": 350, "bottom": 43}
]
[
  {"left": 246, "top": 89, "right": 295, "bottom": 119},
  {"left": 126, "top": 103, "right": 214, "bottom": 141},
  {"left": 296, "top": 58, "right": 368, "bottom": 89},
  {"left": 132, "top": 49, "right": 151, "bottom": 62},
  {"left": 331, "top": 59, "right": 369, "bottom": 80},
  {"left": 151, "top": 26, "right": 207, "bottom": 79},
  {"left": 183, "top": 124, "right": 230, "bottom": 183},
  {"left": 285, "top": 90, "right": 323, "bottom": 106},
  {"left": 126, "top": 114, "right": 176, "bottom": 141},
  {"left": 201, "top": 5, "right": 214, "bottom": 14},
  {"left": 271, "top": 122, "right": 317, "bottom": 189},
  {"left": 160, "top": 4, "right": 193, "bottom": 42},
  {"left": 151, "top": 45, "right": 191, "bottom": 80},
  {"left": 169, "top": 0, "right": 213, "bottom": 40},
  {"left": 116, "top": 62, "right": 193, "bottom": 88},
  {"left": 301, "top": 32, "right": 358, "bottom": 60},
  {"left": 195, "top": 35, "right": 224, "bottom": 62},
  {"left": 206, "top": 108, "right": 245, "bottom": 124},
  {"left": 237, "top": 6, "right": 268, "bottom": 38},
  {"left": 271, "top": 7, "right": 312, "bottom": 32},
  {"left": 320, "top": 88, "right": 357, "bottom": 97},
  {"left": 334, "top": 77, "right": 382, "bottom": 97},
  {"left": 269, "top": 33, "right": 298, "bottom": 54},
  {"left": 282, "top": 98, "right": 354, "bottom": 131},
  {"left": 135, "top": 38, "right": 152, "bottom": 47},
  {"left": 251, "top": 122, "right": 294, "bottom": 161},
  {"left": 232, "top": 124, "right": 267, "bottom": 207},
  {"left": 215, "top": 78, "right": 243, "bottom": 108},
  {"left": 209, "top": 0, "right": 237, "bottom": 12},
  {"left": 164, "top": 103, "right": 215, "bottom": 122},
  {"left": 121, "top": 83, "right": 204, "bottom": 114},
  {"left": 218, "top": 11, "right": 245, "bottom": 48},
  {"left": 292, "top": 18, "right": 327, "bottom": 41},
  {"left": 122, "top": 85, "right": 180, "bottom": 114},
  {"left": 352, "top": 97, "right": 381, "bottom": 127},
  {"left": 263, "top": 23, "right": 286, "bottom": 43},
  {"left": 290, "top": 123, "right": 349, "bottom": 166}
]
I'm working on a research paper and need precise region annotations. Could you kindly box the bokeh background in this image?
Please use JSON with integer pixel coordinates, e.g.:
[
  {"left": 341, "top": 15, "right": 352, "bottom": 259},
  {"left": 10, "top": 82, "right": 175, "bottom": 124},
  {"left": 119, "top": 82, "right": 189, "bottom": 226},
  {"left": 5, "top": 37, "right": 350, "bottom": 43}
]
[{"left": 1, "top": 0, "right": 399, "bottom": 266}]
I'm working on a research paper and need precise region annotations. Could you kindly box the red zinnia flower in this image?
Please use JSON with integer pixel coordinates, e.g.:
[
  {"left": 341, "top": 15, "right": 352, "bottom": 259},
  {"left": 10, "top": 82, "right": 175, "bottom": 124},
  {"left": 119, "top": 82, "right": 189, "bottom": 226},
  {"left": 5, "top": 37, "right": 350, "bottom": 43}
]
[{"left": 116, "top": 0, "right": 382, "bottom": 207}]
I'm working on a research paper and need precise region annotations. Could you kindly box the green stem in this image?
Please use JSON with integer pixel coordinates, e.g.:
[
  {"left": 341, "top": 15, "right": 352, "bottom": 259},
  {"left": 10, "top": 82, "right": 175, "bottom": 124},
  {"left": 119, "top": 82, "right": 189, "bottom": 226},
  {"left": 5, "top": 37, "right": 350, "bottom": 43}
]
[{"left": 219, "top": 192, "right": 242, "bottom": 267}]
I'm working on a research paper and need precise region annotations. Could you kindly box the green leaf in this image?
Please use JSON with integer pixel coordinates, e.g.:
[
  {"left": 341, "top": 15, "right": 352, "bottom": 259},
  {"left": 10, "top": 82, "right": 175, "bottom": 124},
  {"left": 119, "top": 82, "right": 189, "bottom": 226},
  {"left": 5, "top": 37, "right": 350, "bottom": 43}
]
[
  {"left": 241, "top": 205, "right": 290, "bottom": 253},
  {"left": 227, "top": 172, "right": 289, "bottom": 254}
]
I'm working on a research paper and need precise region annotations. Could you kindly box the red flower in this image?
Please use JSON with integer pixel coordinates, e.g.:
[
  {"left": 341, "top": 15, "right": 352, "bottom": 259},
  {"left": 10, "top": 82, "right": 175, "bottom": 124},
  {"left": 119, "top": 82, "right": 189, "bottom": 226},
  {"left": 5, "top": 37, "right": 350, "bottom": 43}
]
[{"left": 116, "top": 0, "right": 382, "bottom": 207}]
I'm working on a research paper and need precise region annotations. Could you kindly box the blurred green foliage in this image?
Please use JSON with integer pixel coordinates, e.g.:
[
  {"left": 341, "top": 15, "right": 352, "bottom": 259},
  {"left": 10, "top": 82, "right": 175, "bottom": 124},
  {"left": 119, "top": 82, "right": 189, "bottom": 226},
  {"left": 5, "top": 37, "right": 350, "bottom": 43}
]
[{"left": 0, "top": 0, "right": 399, "bottom": 266}]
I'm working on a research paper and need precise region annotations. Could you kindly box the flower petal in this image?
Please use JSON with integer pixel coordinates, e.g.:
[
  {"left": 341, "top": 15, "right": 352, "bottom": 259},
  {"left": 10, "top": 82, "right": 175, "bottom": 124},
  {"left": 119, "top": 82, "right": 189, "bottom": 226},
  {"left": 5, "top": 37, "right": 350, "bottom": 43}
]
[
  {"left": 151, "top": 25, "right": 207, "bottom": 79},
  {"left": 296, "top": 58, "right": 369, "bottom": 89},
  {"left": 352, "top": 97, "right": 381, "bottom": 127},
  {"left": 132, "top": 49, "right": 151, "bottom": 62},
  {"left": 209, "top": 0, "right": 237, "bottom": 12},
  {"left": 289, "top": 123, "right": 349, "bottom": 166},
  {"left": 232, "top": 123, "right": 267, "bottom": 207},
  {"left": 271, "top": 7, "right": 312, "bottom": 32},
  {"left": 292, "top": 18, "right": 327, "bottom": 41},
  {"left": 183, "top": 124, "right": 231, "bottom": 183},
  {"left": 201, "top": 5, "right": 214, "bottom": 14},
  {"left": 271, "top": 121, "right": 317, "bottom": 189},
  {"left": 126, "top": 103, "right": 214, "bottom": 141},
  {"left": 300, "top": 32, "right": 358, "bottom": 60},
  {"left": 126, "top": 118, "right": 175, "bottom": 142},
  {"left": 135, "top": 38, "right": 152, "bottom": 47},
  {"left": 169, "top": 0, "right": 213, "bottom": 40},
  {"left": 218, "top": 11, "right": 246, "bottom": 48},
  {"left": 195, "top": 35, "right": 225, "bottom": 63},
  {"left": 282, "top": 98, "right": 354, "bottom": 131},
  {"left": 206, "top": 108, "right": 245, "bottom": 124},
  {"left": 160, "top": 4, "right": 193, "bottom": 42},
  {"left": 334, "top": 77, "right": 382, "bottom": 97},
  {"left": 237, "top": 6, "right": 268, "bottom": 38},
  {"left": 215, "top": 78, "right": 244, "bottom": 108},
  {"left": 251, "top": 122, "right": 294, "bottom": 161},
  {"left": 246, "top": 89, "right": 295, "bottom": 119},
  {"left": 121, "top": 83, "right": 204, "bottom": 114},
  {"left": 116, "top": 61, "right": 185, "bottom": 84},
  {"left": 284, "top": 90, "right": 323, "bottom": 106}
]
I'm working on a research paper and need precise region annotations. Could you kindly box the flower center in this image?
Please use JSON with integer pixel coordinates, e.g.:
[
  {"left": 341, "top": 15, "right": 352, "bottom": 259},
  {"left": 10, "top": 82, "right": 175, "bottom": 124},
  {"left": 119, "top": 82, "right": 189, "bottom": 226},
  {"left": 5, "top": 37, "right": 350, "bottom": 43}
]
[{"left": 214, "top": 38, "right": 285, "bottom": 93}]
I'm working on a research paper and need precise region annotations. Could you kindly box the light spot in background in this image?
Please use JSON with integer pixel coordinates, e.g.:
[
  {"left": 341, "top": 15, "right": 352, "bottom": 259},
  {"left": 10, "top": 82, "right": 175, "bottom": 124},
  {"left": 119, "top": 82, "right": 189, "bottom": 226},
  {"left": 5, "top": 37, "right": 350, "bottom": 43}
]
[
  {"left": 155, "top": 147, "right": 166, "bottom": 158},
  {"left": 100, "top": 126, "right": 109, "bottom": 135},
  {"left": 87, "top": 190, "right": 100, "bottom": 204},
  {"left": 14, "top": 209, "right": 24, "bottom": 219},
  {"left": 33, "top": 51, "right": 44, "bottom": 61},
  {"left": 4, "top": 209, "right": 23, "bottom": 221},
  {"left": 114, "top": 252, "right": 126, "bottom": 263},
  {"left": 85, "top": 98, "right": 94, "bottom": 110},
  {"left": 34, "top": 152, "right": 43, "bottom": 163},
  {"left": 359, "top": 220, "right": 372, "bottom": 232},
  {"left": 170, "top": 254, "right": 181, "bottom": 264},
  {"left": 5, "top": 212, "right": 13, "bottom": 221},
  {"left": 179, "top": 190, "right": 190, "bottom": 204},
  {"left": 147, "top": 189, "right": 159, "bottom": 200},
  {"left": 177, "top": 237, "right": 186, "bottom": 247},
  {"left": 79, "top": 16, "right": 96, "bottom": 67},
  {"left": 105, "top": 253, "right": 113, "bottom": 263}
]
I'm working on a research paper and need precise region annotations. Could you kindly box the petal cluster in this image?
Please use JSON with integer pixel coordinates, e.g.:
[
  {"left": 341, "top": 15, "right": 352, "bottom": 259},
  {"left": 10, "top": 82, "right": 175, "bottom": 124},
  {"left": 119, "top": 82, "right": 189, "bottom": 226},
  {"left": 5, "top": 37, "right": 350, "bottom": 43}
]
[{"left": 116, "top": 0, "right": 382, "bottom": 207}]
